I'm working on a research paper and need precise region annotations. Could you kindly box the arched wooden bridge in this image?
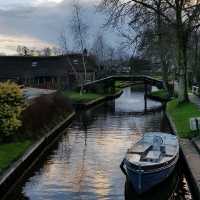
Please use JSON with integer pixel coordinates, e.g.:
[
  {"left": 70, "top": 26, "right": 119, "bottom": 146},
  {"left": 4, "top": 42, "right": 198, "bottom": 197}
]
[{"left": 79, "top": 75, "right": 164, "bottom": 93}]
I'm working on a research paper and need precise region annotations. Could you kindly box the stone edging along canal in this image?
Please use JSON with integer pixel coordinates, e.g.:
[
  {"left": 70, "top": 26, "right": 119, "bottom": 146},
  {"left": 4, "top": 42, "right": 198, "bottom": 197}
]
[
  {"left": 0, "top": 111, "right": 76, "bottom": 199},
  {"left": 166, "top": 113, "right": 200, "bottom": 199}
]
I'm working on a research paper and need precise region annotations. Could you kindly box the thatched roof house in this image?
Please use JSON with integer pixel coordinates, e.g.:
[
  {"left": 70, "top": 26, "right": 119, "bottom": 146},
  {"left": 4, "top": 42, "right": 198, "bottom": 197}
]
[{"left": 0, "top": 54, "right": 97, "bottom": 89}]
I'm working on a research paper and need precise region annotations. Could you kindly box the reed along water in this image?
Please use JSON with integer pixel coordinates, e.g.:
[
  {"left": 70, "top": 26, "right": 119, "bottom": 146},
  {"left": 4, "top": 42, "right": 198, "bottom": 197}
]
[{"left": 6, "top": 87, "right": 192, "bottom": 200}]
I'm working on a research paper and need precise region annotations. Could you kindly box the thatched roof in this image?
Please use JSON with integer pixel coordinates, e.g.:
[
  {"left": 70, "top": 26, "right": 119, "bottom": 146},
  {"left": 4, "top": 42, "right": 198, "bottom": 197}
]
[{"left": 0, "top": 54, "right": 97, "bottom": 80}]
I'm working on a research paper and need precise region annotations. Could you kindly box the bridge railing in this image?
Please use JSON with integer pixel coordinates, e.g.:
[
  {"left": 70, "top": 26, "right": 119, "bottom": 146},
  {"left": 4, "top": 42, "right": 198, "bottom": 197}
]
[{"left": 76, "top": 75, "right": 164, "bottom": 92}]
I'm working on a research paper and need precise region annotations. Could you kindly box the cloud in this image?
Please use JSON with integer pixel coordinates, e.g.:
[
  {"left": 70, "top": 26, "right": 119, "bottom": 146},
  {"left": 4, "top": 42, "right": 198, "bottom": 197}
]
[
  {"left": 0, "top": 0, "right": 122, "bottom": 55},
  {"left": 0, "top": 34, "right": 55, "bottom": 55}
]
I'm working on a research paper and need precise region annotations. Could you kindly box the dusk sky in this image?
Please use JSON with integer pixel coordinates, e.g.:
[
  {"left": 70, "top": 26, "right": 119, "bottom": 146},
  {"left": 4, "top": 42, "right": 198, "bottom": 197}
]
[{"left": 0, "top": 0, "right": 125, "bottom": 55}]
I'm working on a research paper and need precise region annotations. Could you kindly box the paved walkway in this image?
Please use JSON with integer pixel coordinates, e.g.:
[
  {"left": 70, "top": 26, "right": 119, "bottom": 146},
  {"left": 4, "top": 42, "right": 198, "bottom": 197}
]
[
  {"left": 188, "top": 93, "right": 200, "bottom": 150},
  {"left": 189, "top": 93, "right": 200, "bottom": 108},
  {"left": 178, "top": 93, "right": 200, "bottom": 198},
  {"left": 189, "top": 93, "right": 200, "bottom": 153},
  {"left": 23, "top": 87, "right": 56, "bottom": 100}
]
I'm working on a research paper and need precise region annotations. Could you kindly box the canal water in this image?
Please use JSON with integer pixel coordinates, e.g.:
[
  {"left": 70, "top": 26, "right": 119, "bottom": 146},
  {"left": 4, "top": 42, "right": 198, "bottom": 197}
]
[{"left": 6, "top": 87, "right": 192, "bottom": 200}]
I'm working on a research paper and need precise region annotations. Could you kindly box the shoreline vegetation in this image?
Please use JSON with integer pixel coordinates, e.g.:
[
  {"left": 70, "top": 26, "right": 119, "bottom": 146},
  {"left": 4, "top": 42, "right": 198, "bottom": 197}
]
[
  {"left": 150, "top": 89, "right": 169, "bottom": 100},
  {"left": 62, "top": 91, "right": 102, "bottom": 103},
  {"left": 63, "top": 85, "right": 124, "bottom": 104},
  {"left": 167, "top": 99, "right": 200, "bottom": 138},
  {"left": 0, "top": 83, "right": 122, "bottom": 176},
  {"left": 0, "top": 140, "right": 31, "bottom": 173},
  {"left": 0, "top": 84, "right": 74, "bottom": 175}
]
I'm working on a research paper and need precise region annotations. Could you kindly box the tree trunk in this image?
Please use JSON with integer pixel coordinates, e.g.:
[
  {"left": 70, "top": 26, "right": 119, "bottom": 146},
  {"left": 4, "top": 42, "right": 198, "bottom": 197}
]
[
  {"left": 156, "top": 1, "right": 168, "bottom": 85},
  {"left": 176, "top": 29, "right": 189, "bottom": 103},
  {"left": 176, "top": 4, "right": 189, "bottom": 103}
]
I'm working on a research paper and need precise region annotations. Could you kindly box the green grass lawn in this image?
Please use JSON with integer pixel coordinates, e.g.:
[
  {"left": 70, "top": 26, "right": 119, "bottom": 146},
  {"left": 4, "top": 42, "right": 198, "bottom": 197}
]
[
  {"left": 167, "top": 99, "right": 200, "bottom": 138},
  {"left": 63, "top": 91, "right": 102, "bottom": 103},
  {"left": 115, "top": 81, "right": 127, "bottom": 88},
  {"left": 150, "top": 89, "right": 169, "bottom": 99},
  {"left": 0, "top": 140, "right": 31, "bottom": 173}
]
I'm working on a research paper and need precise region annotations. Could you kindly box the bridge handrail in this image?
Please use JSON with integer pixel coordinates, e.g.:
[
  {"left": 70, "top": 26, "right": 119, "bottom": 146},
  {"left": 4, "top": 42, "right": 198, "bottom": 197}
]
[{"left": 77, "top": 75, "right": 164, "bottom": 90}]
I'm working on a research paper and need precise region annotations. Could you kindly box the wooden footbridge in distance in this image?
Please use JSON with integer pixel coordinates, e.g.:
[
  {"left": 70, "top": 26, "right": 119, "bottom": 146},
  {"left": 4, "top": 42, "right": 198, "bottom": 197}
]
[{"left": 77, "top": 75, "right": 164, "bottom": 112}]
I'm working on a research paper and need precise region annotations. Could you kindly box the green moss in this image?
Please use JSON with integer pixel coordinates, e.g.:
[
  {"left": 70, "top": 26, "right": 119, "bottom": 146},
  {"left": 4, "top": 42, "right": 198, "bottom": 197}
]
[
  {"left": 63, "top": 91, "right": 102, "bottom": 103},
  {"left": 0, "top": 140, "right": 31, "bottom": 172},
  {"left": 167, "top": 99, "right": 200, "bottom": 138},
  {"left": 150, "top": 89, "right": 169, "bottom": 99}
]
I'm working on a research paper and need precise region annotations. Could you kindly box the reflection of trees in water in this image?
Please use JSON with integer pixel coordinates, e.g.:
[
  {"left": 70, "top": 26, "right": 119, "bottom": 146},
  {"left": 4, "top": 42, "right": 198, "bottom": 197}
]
[
  {"left": 58, "top": 132, "right": 72, "bottom": 161},
  {"left": 72, "top": 112, "right": 88, "bottom": 195},
  {"left": 72, "top": 143, "right": 87, "bottom": 196}
]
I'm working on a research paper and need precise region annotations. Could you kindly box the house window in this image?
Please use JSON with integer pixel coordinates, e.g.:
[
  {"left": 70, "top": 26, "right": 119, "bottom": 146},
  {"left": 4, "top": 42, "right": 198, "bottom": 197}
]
[{"left": 32, "top": 61, "right": 38, "bottom": 67}]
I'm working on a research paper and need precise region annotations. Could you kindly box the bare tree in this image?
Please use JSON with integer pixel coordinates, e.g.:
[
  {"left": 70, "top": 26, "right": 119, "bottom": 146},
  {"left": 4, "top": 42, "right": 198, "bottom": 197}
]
[
  {"left": 59, "top": 30, "right": 69, "bottom": 54},
  {"left": 91, "top": 34, "right": 106, "bottom": 65},
  {"left": 58, "top": 30, "right": 79, "bottom": 82},
  {"left": 91, "top": 33, "right": 117, "bottom": 76},
  {"left": 70, "top": 1, "right": 89, "bottom": 82},
  {"left": 43, "top": 47, "right": 52, "bottom": 56},
  {"left": 16, "top": 45, "right": 29, "bottom": 56},
  {"left": 100, "top": 0, "right": 200, "bottom": 103},
  {"left": 52, "top": 47, "right": 62, "bottom": 56}
]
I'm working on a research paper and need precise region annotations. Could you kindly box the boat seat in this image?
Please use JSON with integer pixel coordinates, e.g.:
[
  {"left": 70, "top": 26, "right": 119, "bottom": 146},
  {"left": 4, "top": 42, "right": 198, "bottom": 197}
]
[
  {"left": 165, "top": 146, "right": 176, "bottom": 157},
  {"left": 143, "top": 150, "right": 161, "bottom": 162},
  {"left": 152, "top": 136, "right": 163, "bottom": 151},
  {"left": 128, "top": 143, "right": 151, "bottom": 154}
]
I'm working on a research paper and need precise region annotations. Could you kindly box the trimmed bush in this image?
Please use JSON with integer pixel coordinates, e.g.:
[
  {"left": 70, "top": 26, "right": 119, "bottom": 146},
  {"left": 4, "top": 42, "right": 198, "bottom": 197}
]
[
  {"left": 0, "top": 81, "right": 25, "bottom": 140},
  {"left": 21, "top": 92, "right": 73, "bottom": 139}
]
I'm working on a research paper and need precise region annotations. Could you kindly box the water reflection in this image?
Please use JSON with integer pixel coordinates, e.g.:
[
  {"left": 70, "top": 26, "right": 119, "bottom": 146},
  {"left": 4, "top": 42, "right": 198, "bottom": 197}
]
[{"left": 6, "top": 87, "right": 192, "bottom": 200}]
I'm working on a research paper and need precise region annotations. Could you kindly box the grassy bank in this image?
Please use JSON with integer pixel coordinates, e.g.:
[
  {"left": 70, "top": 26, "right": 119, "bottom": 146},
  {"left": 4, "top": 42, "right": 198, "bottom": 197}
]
[
  {"left": 63, "top": 88, "right": 122, "bottom": 104},
  {"left": 0, "top": 92, "right": 73, "bottom": 176},
  {"left": 0, "top": 140, "right": 31, "bottom": 173},
  {"left": 63, "top": 91, "right": 102, "bottom": 103},
  {"left": 167, "top": 99, "right": 200, "bottom": 138},
  {"left": 150, "top": 89, "right": 169, "bottom": 99}
]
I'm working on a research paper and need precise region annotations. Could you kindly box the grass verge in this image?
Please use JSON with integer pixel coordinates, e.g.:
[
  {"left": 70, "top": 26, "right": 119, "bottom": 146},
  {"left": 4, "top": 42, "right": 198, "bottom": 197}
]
[
  {"left": 167, "top": 99, "right": 200, "bottom": 138},
  {"left": 63, "top": 91, "right": 103, "bottom": 103},
  {"left": 150, "top": 89, "right": 169, "bottom": 99},
  {"left": 0, "top": 140, "right": 32, "bottom": 173}
]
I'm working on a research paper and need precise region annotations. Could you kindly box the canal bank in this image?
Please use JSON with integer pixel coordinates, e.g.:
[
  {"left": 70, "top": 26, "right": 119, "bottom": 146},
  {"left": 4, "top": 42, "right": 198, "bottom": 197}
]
[
  {"left": 0, "top": 111, "right": 76, "bottom": 200},
  {"left": 2, "top": 87, "right": 192, "bottom": 200},
  {"left": 146, "top": 89, "right": 198, "bottom": 199},
  {"left": 0, "top": 89, "right": 123, "bottom": 199},
  {"left": 166, "top": 113, "right": 200, "bottom": 199}
]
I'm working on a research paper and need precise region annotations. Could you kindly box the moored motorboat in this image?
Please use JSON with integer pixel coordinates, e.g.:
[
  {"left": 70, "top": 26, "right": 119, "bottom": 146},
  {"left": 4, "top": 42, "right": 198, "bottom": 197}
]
[{"left": 120, "top": 132, "right": 179, "bottom": 194}]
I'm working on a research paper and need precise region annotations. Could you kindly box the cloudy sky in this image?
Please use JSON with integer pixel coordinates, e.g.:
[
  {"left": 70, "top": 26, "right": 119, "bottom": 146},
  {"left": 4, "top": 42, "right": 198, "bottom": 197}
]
[{"left": 0, "top": 0, "right": 122, "bottom": 55}]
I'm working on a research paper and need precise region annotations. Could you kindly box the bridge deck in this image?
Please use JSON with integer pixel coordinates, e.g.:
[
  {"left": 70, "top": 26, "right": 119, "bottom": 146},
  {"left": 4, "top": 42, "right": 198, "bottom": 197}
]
[{"left": 79, "top": 75, "right": 164, "bottom": 90}]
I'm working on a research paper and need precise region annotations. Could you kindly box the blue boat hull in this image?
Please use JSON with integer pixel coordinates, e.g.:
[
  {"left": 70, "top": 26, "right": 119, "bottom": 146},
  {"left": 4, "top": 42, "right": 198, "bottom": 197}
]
[
  {"left": 120, "top": 154, "right": 178, "bottom": 194},
  {"left": 126, "top": 163, "right": 176, "bottom": 194}
]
